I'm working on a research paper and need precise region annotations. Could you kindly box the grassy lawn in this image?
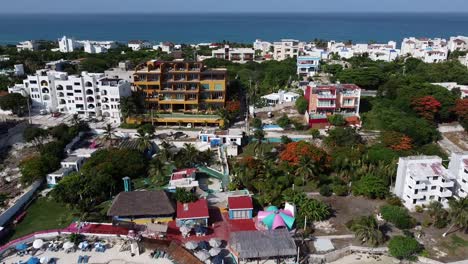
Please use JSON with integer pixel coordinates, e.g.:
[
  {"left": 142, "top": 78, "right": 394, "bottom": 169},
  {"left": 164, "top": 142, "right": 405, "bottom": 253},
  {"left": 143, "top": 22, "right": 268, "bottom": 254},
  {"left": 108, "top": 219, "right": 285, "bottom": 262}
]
[{"left": 10, "top": 197, "right": 78, "bottom": 240}]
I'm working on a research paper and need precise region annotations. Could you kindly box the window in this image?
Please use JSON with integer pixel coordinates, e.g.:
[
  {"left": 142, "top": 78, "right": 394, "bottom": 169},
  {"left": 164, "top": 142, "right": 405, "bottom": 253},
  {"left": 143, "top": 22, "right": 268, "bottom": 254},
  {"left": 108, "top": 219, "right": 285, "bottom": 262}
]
[
  {"left": 433, "top": 176, "right": 438, "bottom": 180},
  {"left": 66, "top": 86, "right": 73, "bottom": 90},
  {"left": 215, "top": 84, "right": 224, "bottom": 90},
  {"left": 408, "top": 185, "right": 412, "bottom": 189},
  {"left": 416, "top": 180, "right": 420, "bottom": 184},
  {"left": 429, "top": 195, "right": 435, "bottom": 199},
  {"left": 202, "top": 84, "right": 210, "bottom": 90},
  {"left": 74, "top": 82, "right": 80, "bottom": 86},
  {"left": 431, "top": 186, "right": 436, "bottom": 190}
]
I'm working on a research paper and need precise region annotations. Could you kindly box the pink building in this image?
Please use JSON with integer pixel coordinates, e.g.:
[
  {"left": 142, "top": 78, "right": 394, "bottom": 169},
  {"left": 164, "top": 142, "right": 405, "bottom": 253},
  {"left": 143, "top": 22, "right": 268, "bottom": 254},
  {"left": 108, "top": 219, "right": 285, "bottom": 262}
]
[{"left": 304, "top": 84, "right": 361, "bottom": 127}]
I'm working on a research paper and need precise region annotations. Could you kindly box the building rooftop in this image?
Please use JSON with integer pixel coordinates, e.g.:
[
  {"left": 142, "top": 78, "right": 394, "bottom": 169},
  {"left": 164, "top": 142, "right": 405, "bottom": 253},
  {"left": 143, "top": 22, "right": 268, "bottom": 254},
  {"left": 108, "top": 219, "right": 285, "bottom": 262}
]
[
  {"left": 49, "top": 167, "right": 72, "bottom": 176},
  {"left": 176, "top": 199, "right": 209, "bottom": 220},
  {"left": 61, "top": 156, "right": 83, "bottom": 163},
  {"left": 171, "top": 168, "right": 197, "bottom": 180},
  {"left": 107, "top": 191, "right": 175, "bottom": 217},
  {"left": 228, "top": 196, "right": 253, "bottom": 210}
]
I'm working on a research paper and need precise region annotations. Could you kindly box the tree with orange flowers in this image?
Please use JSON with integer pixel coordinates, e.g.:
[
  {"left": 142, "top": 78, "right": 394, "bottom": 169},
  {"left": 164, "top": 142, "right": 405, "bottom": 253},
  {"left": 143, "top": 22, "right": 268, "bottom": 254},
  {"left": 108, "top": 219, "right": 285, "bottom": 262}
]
[
  {"left": 279, "top": 141, "right": 330, "bottom": 167},
  {"left": 411, "top": 96, "right": 441, "bottom": 122},
  {"left": 225, "top": 100, "right": 241, "bottom": 113},
  {"left": 381, "top": 131, "right": 413, "bottom": 151}
]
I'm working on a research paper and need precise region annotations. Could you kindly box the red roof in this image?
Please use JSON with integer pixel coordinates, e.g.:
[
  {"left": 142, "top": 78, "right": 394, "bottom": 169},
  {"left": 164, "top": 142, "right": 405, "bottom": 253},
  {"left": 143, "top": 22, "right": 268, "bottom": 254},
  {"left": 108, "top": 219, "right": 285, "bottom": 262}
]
[
  {"left": 228, "top": 196, "right": 253, "bottom": 210},
  {"left": 177, "top": 199, "right": 209, "bottom": 219},
  {"left": 171, "top": 168, "right": 197, "bottom": 180}
]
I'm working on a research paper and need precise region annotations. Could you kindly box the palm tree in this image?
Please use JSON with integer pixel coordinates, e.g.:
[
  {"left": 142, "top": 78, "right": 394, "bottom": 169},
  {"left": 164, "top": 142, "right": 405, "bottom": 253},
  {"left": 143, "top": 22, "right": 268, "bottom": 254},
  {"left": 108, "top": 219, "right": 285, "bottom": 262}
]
[
  {"left": 159, "top": 140, "right": 174, "bottom": 162},
  {"left": 136, "top": 131, "right": 153, "bottom": 153},
  {"left": 103, "top": 124, "right": 115, "bottom": 146},
  {"left": 427, "top": 201, "right": 444, "bottom": 219},
  {"left": 350, "top": 215, "right": 385, "bottom": 247},
  {"left": 443, "top": 197, "right": 468, "bottom": 237},
  {"left": 148, "top": 158, "right": 167, "bottom": 186},
  {"left": 120, "top": 96, "right": 136, "bottom": 123},
  {"left": 295, "top": 156, "right": 316, "bottom": 186},
  {"left": 183, "top": 143, "right": 199, "bottom": 166},
  {"left": 71, "top": 114, "right": 81, "bottom": 126}
]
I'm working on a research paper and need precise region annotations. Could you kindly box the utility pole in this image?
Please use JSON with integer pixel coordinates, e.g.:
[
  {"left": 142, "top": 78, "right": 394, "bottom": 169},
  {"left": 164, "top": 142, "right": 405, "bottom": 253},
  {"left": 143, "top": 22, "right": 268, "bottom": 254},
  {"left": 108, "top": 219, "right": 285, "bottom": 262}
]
[{"left": 245, "top": 79, "right": 252, "bottom": 135}]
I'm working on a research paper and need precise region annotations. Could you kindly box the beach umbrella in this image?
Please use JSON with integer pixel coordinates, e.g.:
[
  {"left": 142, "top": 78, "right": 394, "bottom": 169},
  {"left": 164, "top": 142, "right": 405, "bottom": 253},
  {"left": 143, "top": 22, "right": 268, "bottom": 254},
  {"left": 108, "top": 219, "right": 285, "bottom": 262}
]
[
  {"left": 62, "top": 241, "right": 74, "bottom": 250},
  {"left": 195, "top": 250, "right": 210, "bottom": 261},
  {"left": 40, "top": 257, "right": 50, "bottom": 263},
  {"left": 185, "top": 241, "right": 198, "bottom": 250},
  {"left": 209, "top": 247, "right": 222, "bottom": 256},
  {"left": 208, "top": 238, "right": 222, "bottom": 248},
  {"left": 26, "top": 257, "right": 40, "bottom": 264},
  {"left": 15, "top": 243, "right": 28, "bottom": 251},
  {"left": 198, "top": 241, "right": 210, "bottom": 250},
  {"left": 33, "top": 239, "right": 44, "bottom": 249},
  {"left": 258, "top": 205, "right": 295, "bottom": 230},
  {"left": 212, "top": 255, "right": 224, "bottom": 264}
]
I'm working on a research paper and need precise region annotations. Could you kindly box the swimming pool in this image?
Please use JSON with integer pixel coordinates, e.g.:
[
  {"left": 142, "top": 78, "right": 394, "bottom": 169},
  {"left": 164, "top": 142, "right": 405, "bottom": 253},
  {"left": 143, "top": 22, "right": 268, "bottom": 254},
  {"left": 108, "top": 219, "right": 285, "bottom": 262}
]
[{"left": 262, "top": 124, "right": 284, "bottom": 131}]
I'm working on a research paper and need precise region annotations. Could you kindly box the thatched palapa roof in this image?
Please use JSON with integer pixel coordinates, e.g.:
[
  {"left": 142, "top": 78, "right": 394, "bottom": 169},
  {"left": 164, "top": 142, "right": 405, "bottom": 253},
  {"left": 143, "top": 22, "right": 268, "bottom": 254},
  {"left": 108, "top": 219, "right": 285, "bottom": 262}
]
[{"left": 107, "top": 191, "right": 175, "bottom": 217}]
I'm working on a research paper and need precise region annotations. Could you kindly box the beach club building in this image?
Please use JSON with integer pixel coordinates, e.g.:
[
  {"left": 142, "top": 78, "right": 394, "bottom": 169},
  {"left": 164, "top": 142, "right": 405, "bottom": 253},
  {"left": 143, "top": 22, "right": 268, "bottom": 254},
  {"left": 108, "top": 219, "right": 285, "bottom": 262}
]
[
  {"left": 228, "top": 196, "right": 254, "bottom": 220},
  {"left": 107, "top": 191, "right": 175, "bottom": 224},
  {"left": 176, "top": 199, "right": 209, "bottom": 227}
]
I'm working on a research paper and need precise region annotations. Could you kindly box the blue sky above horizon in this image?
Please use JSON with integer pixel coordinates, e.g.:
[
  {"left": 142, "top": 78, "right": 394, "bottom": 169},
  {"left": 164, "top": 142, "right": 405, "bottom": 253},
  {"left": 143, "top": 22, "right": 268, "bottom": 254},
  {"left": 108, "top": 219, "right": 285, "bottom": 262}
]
[{"left": 3, "top": 0, "right": 468, "bottom": 13}]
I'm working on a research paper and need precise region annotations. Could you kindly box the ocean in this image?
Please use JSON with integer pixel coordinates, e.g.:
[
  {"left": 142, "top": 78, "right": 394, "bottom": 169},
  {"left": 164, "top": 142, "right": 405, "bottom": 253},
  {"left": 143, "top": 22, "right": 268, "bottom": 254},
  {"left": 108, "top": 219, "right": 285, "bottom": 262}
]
[{"left": 0, "top": 13, "right": 468, "bottom": 45}]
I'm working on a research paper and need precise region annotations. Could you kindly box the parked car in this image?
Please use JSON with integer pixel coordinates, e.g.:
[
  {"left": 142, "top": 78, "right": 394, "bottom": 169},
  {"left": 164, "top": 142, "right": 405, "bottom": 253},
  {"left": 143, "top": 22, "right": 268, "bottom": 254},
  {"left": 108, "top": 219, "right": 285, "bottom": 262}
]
[
  {"left": 39, "top": 109, "right": 48, "bottom": 115},
  {"left": 51, "top": 112, "right": 61, "bottom": 118}
]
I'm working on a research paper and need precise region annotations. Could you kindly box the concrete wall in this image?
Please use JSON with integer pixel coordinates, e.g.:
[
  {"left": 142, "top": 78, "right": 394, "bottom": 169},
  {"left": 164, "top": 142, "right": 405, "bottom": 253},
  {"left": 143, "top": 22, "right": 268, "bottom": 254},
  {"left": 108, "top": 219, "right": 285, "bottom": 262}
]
[{"left": 0, "top": 180, "right": 43, "bottom": 227}]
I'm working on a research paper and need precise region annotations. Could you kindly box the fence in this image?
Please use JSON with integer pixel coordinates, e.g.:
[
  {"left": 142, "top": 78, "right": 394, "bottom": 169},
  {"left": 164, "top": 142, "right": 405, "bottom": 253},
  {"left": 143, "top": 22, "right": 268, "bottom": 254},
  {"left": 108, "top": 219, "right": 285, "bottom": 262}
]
[{"left": 0, "top": 180, "right": 43, "bottom": 227}]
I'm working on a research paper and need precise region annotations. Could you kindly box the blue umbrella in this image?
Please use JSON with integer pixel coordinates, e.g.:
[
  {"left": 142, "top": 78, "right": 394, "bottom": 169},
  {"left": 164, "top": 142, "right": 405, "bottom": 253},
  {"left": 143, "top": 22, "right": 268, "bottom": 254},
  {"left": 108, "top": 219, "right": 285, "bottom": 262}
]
[
  {"left": 27, "top": 257, "right": 40, "bottom": 264},
  {"left": 15, "top": 243, "right": 28, "bottom": 251},
  {"left": 198, "top": 241, "right": 209, "bottom": 250}
]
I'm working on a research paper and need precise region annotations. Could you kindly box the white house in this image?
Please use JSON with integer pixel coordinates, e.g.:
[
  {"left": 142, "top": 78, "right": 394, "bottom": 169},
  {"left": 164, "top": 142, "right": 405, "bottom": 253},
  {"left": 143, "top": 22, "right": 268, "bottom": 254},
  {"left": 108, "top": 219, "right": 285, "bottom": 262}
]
[
  {"left": 448, "top": 152, "right": 468, "bottom": 198},
  {"left": 9, "top": 70, "right": 132, "bottom": 124},
  {"left": 167, "top": 168, "right": 198, "bottom": 191},
  {"left": 60, "top": 156, "right": 86, "bottom": 171},
  {"left": 16, "top": 41, "right": 39, "bottom": 52},
  {"left": 212, "top": 45, "right": 255, "bottom": 63},
  {"left": 198, "top": 129, "right": 245, "bottom": 149},
  {"left": 401, "top": 37, "right": 448, "bottom": 63},
  {"left": 297, "top": 51, "right": 323, "bottom": 77},
  {"left": 47, "top": 167, "right": 73, "bottom": 186},
  {"left": 394, "top": 156, "right": 456, "bottom": 211},
  {"left": 327, "top": 40, "right": 400, "bottom": 62},
  {"left": 153, "top": 42, "right": 175, "bottom": 53},
  {"left": 253, "top": 39, "right": 272, "bottom": 55},
  {"left": 448, "top": 36, "right": 468, "bottom": 52},
  {"left": 432, "top": 82, "right": 468, "bottom": 99},
  {"left": 128, "top": 40, "right": 152, "bottom": 51},
  {"left": 273, "top": 39, "right": 304, "bottom": 61},
  {"left": 261, "top": 90, "right": 300, "bottom": 106}
]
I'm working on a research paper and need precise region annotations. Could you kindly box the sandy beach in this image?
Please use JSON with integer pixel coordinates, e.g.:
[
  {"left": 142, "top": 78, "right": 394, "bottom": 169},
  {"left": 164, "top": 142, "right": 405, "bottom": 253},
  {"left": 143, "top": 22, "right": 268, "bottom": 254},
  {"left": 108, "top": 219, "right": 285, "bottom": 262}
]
[{"left": 329, "top": 253, "right": 398, "bottom": 264}]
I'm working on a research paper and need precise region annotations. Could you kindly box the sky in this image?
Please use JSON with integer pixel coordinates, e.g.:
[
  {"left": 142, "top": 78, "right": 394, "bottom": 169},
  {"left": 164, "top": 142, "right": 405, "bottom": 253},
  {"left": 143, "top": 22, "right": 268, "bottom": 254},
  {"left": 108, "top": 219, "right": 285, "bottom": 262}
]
[{"left": 2, "top": 0, "right": 468, "bottom": 14}]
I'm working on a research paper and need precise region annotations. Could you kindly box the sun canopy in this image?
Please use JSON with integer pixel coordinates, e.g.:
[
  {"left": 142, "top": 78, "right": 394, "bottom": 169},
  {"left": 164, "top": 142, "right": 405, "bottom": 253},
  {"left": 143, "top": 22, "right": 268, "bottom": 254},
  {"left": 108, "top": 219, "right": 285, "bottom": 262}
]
[{"left": 258, "top": 206, "right": 295, "bottom": 230}]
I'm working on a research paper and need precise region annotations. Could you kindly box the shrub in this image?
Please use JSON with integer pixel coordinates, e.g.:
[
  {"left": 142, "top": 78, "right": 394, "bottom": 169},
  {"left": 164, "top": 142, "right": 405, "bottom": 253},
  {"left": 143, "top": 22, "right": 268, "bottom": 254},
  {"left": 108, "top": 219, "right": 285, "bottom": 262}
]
[
  {"left": 388, "top": 236, "right": 422, "bottom": 260},
  {"left": 332, "top": 184, "right": 348, "bottom": 196},
  {"left": 386, "top": 196, "right": 403, "bottom": 207},
  {"left": 434, "top": 215, "right": 449, "bottom": 229},
  {"left": 295, "top": 96, "right": 308, "bottom": 114},
  {"left": 277, "top": 114, "right": 291, "bottom": 129},
  {"left": 422, "top": 218, "right": 433, "bottom": 228},
  {"left": 415, "top": 205, "right": 424, "bottom": 213},
  {"left": 352, "top": 174, "right": 388, "bottom": 199},
  {"left": 319, "top": 185, "right": 332, "bottom": 197},
  {"left": 380, "top": 205, "right": 415, "bottom": 229}
]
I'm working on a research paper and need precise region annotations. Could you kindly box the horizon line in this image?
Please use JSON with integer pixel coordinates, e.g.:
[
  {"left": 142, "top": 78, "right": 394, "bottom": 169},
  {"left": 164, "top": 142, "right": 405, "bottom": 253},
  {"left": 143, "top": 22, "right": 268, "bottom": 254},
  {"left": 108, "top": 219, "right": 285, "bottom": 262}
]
[{"left": 1, "top": 11, "right": 468, "bottom": 15}]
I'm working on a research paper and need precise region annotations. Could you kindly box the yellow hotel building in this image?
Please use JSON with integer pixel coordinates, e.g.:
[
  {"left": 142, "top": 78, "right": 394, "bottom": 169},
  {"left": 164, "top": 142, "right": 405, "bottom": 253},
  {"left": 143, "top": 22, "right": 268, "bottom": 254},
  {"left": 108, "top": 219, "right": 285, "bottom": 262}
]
[{"left": 132, "top": 61, "right": 227, "bottom": 126}]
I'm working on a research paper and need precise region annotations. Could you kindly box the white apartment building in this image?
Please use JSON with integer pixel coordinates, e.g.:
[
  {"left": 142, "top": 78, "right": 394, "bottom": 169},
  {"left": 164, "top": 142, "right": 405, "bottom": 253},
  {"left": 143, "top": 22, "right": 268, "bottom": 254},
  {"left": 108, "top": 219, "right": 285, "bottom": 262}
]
[
  {"left": 297, "top": 50, "right": 324, "bottom": 77},
  {"left": 401, "top": 37, "right": 448, "bottom": 63},
  {"left": 253, "top": 39, "right": 272, "bottom": 55},
  {"left": 16, "top": 41, "right": 39, "bottom": 52},
  {"left": 432, "top": 82, "right": 468, "bottom": 99},
  {"left": 327, "top": 40, "right": 400, "bottom": 62},
  {"left": 212, "top": 45, "right": 255, "bottom": 63},
  {"left": 9, "top": 70, "right": 131, "bottom": 124},
  {"left": 394, "top": 156, "right": 455, "bottom": 211},
  {"left": 58, "top": 36, "right": 83, "bottom": 53},
  {"left": 128, "top": 40, "right": 152, "bottom": 51},
  {"left": 448, "top": 36, "right": 468, "bottom": 52},
  {"left": 273, "top": 39, "right": 304, "bottom": 61},
  {"left": 448, "top": 152, "right": 468, "bottom": 198}
]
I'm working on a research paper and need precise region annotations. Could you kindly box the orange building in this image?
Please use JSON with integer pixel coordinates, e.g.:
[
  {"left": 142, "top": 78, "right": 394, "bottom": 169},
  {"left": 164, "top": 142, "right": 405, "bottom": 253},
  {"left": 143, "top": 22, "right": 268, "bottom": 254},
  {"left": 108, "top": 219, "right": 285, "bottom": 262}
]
[{"left": 132, "top": 61, "right": 227, "bottom": 126}]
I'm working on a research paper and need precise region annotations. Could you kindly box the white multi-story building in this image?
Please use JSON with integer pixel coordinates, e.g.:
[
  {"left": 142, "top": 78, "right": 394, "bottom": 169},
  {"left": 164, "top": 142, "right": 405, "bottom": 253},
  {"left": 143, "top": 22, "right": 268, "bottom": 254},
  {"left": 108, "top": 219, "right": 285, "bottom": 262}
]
[
  {"left": 16, "top": 40, "right": 39, "bottom": 52},
  {"left": 9, "top": 70, "right": 131, "bottom": 124},
  {"left": 253, "top": 39, "right": 272, "bottom": 55},
  {"left": 212, "top": 45, "right": 255, "bottom": 63},
  {"left": 128, "top": 40, "right": 152, "bottom": 51},
  {"left": 394, "top": 156, "right": 456, "bottom": 210},
  {"left": 448, "top": 36, "right": 468, "bottom": 52},
  {"left": 58, "top": 36, "right": 83, "bottom": 53},
  {"left": 297, "top": 49, "right": 328, "bottom": 77},
  {"left": 448, "top": 152, "right": 468, "bottom": 198},
  {"left": 273, "top": 39, "right": 304, "bottom": 61},
  {"left": 327, "top": 40, "right": 400, "bottom": 62},
  {"left": 401, "top": 37, "right": 448, "bottom": 63},
  {"left": 432, "top": 82, "right": 468, "bottom": 99}
]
